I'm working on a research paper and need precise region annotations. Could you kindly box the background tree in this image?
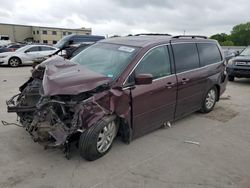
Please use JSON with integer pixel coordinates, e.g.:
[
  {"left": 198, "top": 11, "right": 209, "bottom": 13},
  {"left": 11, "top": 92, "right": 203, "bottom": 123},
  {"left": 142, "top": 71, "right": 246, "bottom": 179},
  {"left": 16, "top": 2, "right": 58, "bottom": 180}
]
[
  {"left": 210, "top": 22, "right": 250, "bottom": 46},
  {"left": 230, "top": 22, "right": 250, "bottom": 46},
  {"left": 210, "top": 33, "right": 234, "bottom": 46}
]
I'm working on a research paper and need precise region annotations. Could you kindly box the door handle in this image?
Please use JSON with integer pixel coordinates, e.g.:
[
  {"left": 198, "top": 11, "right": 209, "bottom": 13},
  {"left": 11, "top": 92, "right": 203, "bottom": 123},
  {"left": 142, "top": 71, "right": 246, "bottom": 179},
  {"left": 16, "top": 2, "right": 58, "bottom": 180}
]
[
  {"left": 181, "top": 78, "right": 190, "bottom": 84},
  {"left": 165, "top": 82, "right": 175, "bottom": 89}
]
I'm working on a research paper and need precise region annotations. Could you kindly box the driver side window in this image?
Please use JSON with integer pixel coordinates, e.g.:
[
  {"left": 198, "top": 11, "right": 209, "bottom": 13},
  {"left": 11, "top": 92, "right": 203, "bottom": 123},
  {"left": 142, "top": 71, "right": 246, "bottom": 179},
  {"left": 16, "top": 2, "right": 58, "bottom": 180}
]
[{"left": 128, "top": 46, "right": 171, "bottom": 83}]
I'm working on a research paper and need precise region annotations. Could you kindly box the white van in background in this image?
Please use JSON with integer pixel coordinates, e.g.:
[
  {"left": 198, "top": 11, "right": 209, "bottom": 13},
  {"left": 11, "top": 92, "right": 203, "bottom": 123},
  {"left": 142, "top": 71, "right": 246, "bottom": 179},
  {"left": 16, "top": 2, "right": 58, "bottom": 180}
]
[{"left": 0, "top": 35, "right": 11, "bottom": 46}]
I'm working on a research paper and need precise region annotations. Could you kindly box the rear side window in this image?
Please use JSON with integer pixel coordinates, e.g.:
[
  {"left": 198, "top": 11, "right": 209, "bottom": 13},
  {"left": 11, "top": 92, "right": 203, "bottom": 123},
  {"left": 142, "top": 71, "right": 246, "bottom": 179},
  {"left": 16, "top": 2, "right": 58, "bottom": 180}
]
[
  {"left": 197, "top": 43, "right": 222, "bottom": 66},
  {"left": 40, "top": 46, "right": 55, "bottom": 51},
  {"left": 27, "top": 46, "right": 40, "bottom": 52},
  {"left": 172, "top": 43, "right": 200, "bottom": 73},
  {"left": 73, "top": 37, "right": 100, "bottom": 43},
  {"left": 134, "top": 46, "right": 171, "bottom": 79},
  {"left": 73, "top": 37, "right": 89, "bottom": 43},
  {"left": 73, "top": 37, "right": 83, "bottom": 43}
]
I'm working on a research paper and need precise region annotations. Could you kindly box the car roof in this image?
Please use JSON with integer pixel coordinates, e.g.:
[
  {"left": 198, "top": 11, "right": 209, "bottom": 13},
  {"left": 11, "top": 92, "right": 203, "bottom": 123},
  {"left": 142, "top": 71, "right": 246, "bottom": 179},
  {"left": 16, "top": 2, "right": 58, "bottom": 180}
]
[
  {"left": 100, "top": 36, "right": 171, "bottom": 47},
  {"left": 67, "top": 34, "right": 105, "bottom": 39},
  {"left": 100, "top": 36, "right": 217, "bottom": 48},
  {"left": 26, "top": 44, "right": 56, "bottom": 48}
]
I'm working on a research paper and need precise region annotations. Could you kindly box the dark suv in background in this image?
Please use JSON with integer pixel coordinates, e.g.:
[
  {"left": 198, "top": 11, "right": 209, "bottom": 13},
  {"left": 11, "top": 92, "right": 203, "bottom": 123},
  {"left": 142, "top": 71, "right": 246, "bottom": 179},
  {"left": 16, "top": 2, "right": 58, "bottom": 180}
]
[
  {"left": 54, "top": 34, "right": 105, "bottom": 58},
  {"left": 227, "top": 46, "right": 250, "bottom": 81},
  {"left": 7, "top": 35, "right": 227, "bottom": 161}
]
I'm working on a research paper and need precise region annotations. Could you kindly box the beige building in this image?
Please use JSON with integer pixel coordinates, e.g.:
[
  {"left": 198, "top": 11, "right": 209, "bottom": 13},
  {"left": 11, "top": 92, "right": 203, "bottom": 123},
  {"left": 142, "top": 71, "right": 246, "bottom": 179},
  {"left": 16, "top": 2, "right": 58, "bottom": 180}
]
[{"left": 0, "top": 23, "right": 92, "bottom": 44}]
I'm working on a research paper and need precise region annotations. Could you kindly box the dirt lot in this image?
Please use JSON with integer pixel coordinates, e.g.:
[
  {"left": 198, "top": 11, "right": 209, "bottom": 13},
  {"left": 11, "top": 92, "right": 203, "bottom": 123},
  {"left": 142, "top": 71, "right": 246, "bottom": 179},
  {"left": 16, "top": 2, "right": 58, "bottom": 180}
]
[{"left": 0, "top": 65, "right": 250, "bottom": 188}]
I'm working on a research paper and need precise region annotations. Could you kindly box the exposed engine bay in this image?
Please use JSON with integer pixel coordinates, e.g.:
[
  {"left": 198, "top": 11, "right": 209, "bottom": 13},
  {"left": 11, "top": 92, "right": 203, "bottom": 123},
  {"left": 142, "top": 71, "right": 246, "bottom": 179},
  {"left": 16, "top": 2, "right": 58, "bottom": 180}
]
[{"left": 6, "top": 56, "right": 131, "bottom": 159}]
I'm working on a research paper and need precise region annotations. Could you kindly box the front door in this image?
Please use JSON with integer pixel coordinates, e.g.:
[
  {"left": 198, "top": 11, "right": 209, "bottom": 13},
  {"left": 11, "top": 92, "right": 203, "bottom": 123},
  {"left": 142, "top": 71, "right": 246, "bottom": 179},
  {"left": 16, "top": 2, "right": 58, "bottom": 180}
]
[{"left": 126, "top": 45, "right": 177, "bottom": 138}]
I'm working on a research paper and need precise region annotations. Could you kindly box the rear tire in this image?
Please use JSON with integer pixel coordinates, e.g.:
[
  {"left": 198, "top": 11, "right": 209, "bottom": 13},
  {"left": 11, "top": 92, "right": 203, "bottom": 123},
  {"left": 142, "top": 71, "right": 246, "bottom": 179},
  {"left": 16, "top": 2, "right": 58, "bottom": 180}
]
[
  {"left": 200, "top": 87, "right": 218, "bottom": 113},
  {"left": 8, "top": 57, "right": 21, "bottom": 67},
  {"left": 228, "top": 75, "right": 235, "bottom": 81},
  {"left": 79, "top": 115, "right": 118, "bottom": 161}
]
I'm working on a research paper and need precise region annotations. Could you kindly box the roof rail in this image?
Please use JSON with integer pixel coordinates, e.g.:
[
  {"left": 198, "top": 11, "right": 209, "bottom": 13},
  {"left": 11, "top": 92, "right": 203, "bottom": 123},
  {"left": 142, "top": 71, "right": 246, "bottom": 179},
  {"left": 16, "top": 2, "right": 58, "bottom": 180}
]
[
  {"left": 172, "top": 35, "right": 208, "bottom": 39},
  {"left": 135, "top": 33, "right": 172, "bottom": 36}
]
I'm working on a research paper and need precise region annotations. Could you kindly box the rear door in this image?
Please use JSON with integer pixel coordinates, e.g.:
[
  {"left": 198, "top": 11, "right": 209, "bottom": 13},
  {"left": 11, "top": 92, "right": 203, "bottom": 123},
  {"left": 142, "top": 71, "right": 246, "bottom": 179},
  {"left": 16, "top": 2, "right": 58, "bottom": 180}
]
[
  {"left": 126, "top": 45, "right": 177, "bottom": 138},
  {"left": 172, "top": 42, "right": 205, "bottom": 119},
  {"left": 40, "top": 46, "right": 57, "bottom": 56}
]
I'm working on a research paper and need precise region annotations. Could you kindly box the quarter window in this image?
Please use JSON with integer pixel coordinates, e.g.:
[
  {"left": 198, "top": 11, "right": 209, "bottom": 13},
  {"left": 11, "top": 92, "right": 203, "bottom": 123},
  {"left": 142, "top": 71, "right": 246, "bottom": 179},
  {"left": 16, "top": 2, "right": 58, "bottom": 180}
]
[
  {"left": 134, "top": 46, "right": 171, "bottom": 79},
  {"left": 197, "top": 43, "right": 222, "bottom": 66},
  {"left": 172, "top": 43, "right": 200, "bottom": 73}
]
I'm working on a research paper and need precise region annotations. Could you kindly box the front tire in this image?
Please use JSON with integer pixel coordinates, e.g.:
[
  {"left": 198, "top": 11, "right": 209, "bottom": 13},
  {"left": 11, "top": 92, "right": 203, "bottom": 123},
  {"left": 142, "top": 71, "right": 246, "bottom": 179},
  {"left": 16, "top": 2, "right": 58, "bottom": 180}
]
[
  {"left": 8, "top": 57, "right": 21, "bottom": 67},
  {"left": 79, "top": 115, "right": 118, "bottom": 161},
  {"left": 200, "top": 87, "right": 218, "bottom": 113}
]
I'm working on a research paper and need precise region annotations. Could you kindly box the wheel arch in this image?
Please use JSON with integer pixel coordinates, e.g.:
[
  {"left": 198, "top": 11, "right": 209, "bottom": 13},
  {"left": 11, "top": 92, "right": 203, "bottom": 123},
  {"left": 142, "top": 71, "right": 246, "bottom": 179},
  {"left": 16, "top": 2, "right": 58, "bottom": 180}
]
[
  {"left": 116, "top": 116, "right": 133, "bottom": 144},
  {"left": 8, "top": 56, "right": 22, "bottom": 64},
  {"left": 214, "top": 84, "right": 220, "bottom": 101}
]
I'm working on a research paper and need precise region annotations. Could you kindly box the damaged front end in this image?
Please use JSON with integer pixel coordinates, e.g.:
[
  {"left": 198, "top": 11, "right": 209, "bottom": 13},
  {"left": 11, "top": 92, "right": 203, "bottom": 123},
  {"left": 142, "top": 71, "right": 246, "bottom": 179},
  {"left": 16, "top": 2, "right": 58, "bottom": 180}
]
[{"left": 6, "top": 57, "right": 131, "bottom": 159}]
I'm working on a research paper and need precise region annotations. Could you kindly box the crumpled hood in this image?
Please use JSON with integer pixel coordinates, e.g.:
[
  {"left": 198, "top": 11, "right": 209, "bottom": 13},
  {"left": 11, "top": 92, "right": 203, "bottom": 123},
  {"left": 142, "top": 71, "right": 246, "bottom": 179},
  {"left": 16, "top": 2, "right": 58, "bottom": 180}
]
[
  {"left": 232, "top": 56, "right": 250, "bottom": 62},
  {"left": 42, "top": 56, "right": 112, "bottom": 96}
]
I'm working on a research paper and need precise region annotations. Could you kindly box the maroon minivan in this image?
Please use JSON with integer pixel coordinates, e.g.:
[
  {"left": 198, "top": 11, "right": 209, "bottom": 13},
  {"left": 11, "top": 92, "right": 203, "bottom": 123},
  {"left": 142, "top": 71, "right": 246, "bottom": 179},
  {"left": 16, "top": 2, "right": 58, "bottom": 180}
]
[{"left": 7, "top": 35, "right": 227, "bottom": 160}]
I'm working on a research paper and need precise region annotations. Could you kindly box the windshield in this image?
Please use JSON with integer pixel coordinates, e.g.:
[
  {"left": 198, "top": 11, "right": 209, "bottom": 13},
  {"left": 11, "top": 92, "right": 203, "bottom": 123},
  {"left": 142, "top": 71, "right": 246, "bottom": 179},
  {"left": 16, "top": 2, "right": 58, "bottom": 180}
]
[
  {"left": 54, "top": 35, "right": 72, "bottom": 49},
  {"left": 71, "top": 43, "right": 139, "bottom": 80},
  {"left": 240, "top": 46, "right": 250, "bottom": 56}
]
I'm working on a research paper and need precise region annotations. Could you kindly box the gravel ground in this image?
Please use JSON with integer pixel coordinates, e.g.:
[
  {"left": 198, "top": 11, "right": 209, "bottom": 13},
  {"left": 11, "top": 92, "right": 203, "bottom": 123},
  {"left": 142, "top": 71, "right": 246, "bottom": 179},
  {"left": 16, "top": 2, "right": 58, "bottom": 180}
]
[{"left": 0, "top": 65, "right": 250, "bottom": 188}]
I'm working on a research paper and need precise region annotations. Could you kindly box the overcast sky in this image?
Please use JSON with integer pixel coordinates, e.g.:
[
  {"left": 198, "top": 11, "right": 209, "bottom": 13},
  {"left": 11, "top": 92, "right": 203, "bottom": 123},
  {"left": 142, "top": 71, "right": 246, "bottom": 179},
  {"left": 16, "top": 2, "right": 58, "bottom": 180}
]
[{"left": 0, "top": 0, "right": 249, "bottom": 36}]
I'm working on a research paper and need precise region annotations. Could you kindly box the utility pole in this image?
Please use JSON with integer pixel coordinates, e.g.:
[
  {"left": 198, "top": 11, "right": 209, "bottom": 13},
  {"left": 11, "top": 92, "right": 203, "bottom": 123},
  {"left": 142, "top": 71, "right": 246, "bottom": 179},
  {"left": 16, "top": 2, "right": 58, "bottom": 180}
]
[{"left": 184, "top": 30, "right": 186, "bottom": 35}]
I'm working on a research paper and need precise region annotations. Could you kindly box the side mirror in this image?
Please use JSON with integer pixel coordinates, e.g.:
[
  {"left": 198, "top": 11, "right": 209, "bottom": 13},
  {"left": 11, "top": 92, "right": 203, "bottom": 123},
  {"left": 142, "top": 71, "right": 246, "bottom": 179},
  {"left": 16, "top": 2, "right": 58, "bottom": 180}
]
[
  {"left": 24, "top": 50, "right": 30, "bottom": 53},
  {"left": 135, "top": 74, "right": 153, "bottom": 85}
]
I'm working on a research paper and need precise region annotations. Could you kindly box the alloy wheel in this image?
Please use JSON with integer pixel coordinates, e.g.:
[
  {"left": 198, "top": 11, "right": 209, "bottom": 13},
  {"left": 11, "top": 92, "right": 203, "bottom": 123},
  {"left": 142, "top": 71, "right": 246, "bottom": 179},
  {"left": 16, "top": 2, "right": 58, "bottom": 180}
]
[
  {"left": 97, "top": 121, "right": 117, "bottom": 153},
  {"left": 205, "top": 89, "right": 216, "bottom": 110},
  {"left": 9, "top": 58, "right": 20, "bottom": 67}
]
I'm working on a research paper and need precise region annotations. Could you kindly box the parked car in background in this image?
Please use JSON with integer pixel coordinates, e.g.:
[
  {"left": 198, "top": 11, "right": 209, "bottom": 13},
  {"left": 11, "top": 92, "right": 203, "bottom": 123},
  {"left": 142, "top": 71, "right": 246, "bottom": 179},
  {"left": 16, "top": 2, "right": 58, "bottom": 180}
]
[
  {"left": 0, "top": 43, "right": 25, "bottom": 53},
  {"left": 0, "top": 44, "right": 58, "bottom": 67},
  {"left": 0, "top": 35, "right": 11, "bottom": 46},
  {"left": 7, "top": 35, "right": 227, "bottom": 161},
  {"left": 29, "top": 36, "right": 100, "bottom": 67},
  {"left": 54, "top": 34, "right": 105, "bottom": 58},
  {"left": 223, "top": 49, "right": 237, "bottom": 62},
  {"left": 7, "top": 43, "right": 25, "bottom": 51},
  {"left": 0, "top": 46, "right": 11, "bottom": 53},
  {"left": 227, "top": 45, "right": 250, "bottom": 81}
]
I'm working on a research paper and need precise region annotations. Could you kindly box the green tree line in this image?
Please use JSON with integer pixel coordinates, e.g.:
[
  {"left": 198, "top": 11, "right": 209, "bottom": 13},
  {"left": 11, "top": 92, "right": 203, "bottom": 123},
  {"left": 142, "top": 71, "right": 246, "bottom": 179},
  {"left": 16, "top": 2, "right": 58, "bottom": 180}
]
[{"left": 210, "top": 22, "right": 250, "bottom": 46}]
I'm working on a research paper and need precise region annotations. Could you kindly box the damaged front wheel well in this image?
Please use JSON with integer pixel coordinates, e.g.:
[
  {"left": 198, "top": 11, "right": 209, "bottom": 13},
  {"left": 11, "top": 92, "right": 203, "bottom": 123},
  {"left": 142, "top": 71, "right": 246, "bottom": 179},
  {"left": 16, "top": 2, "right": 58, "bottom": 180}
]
[{"left": 117, "top": 117, "right": 132, "bottom": 144}]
